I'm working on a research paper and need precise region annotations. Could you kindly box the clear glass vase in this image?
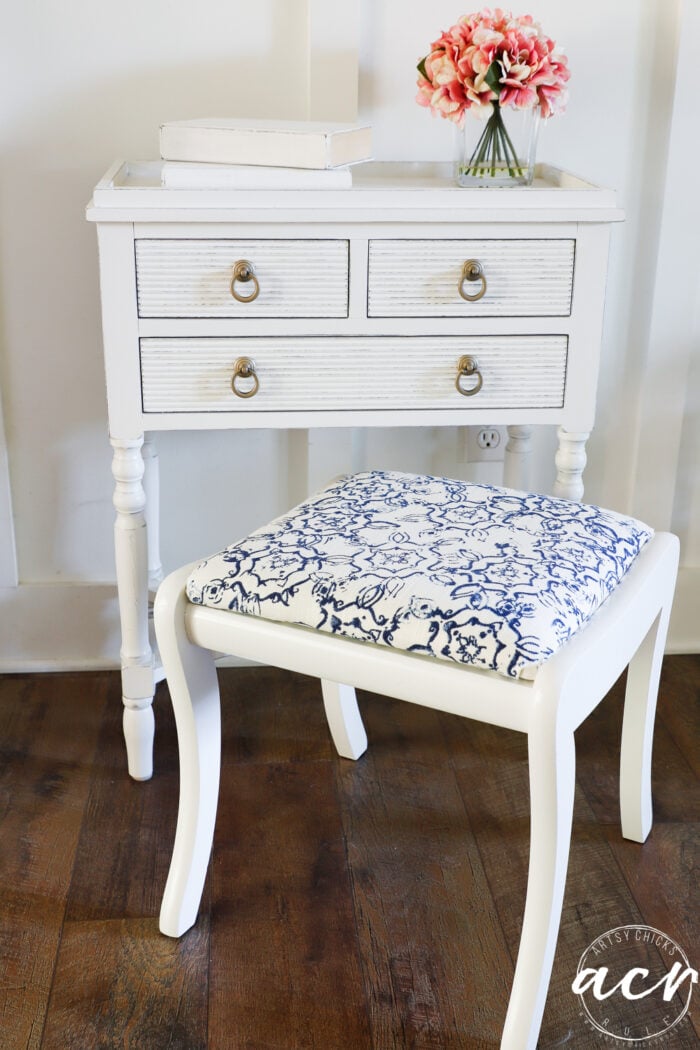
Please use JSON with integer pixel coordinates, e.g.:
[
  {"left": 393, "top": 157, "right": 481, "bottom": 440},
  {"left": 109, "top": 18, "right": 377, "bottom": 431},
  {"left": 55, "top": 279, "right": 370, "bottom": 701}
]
[{"left": 455, "top": 105, "right": 540, "bottom": 187}]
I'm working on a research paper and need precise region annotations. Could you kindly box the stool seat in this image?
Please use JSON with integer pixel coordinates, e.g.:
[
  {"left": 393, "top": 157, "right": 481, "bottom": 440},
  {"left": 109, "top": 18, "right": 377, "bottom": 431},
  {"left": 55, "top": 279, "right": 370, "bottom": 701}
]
[
  {"left": 153, "top": 470, "right": 679, "bottom": 1050},
  {"left": 187, "top": 470, "right": 653, "bottom": 680}
]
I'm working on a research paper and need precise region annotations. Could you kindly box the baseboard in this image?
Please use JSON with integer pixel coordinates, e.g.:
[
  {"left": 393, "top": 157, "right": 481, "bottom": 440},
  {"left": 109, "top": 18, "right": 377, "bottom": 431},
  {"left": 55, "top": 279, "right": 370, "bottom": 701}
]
[
  {"left": 1, "top": 569, "right": 698, "bottom": 673},
  {"left": 0, "top": 583, "right": 255, "bottom": 673},
  {"left": 0, "top": 583, "right": 122, "bottom": 672}
]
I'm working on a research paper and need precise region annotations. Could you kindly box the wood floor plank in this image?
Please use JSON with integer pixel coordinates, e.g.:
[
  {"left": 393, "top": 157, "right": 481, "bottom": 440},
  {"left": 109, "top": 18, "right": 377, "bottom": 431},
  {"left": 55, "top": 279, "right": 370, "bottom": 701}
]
[
  {"left": 590, "top": 659, "right": 699, "bottom": 1042},
  {"left": 41, "top": 676, "right": 209, "bottom": 1050},
  {"left": 657, "top": 654, "right": 700, "bottom": 776},
  {"left": 603, "top": 823, "right": 700, "bottom": 1038},
  {"left": 0, "top": 657, "right": 695, "bottom": 1049},
  {"left": 209, "top": 671, "right": 371, "bottom": 1048},
  {"left": 40, "top": 917, "right": 209, "bottom": 1050},
  {"left": 336, "top": 691, "right": 512, "bottom": 1049},
  {"left": 218, "top": 665, "right": 333, "bottom": 767},
  {"left": 210, "top": 755, "right": 372, "bottom": 1050},
  {"left": 0, "top": 673, "right": 109, "bottom": 1050},
  {"left": 575, "top": 670, "right": 700, "bottom": 827},
  {"left": 440, "top": 708, "right": 700, "bottom": 1049},
  {"left": 575, "top": 661, "right": 699, "bottom": 1040},
  {"left": 57, "top": 683, "right": 181, "bottom": 921}
]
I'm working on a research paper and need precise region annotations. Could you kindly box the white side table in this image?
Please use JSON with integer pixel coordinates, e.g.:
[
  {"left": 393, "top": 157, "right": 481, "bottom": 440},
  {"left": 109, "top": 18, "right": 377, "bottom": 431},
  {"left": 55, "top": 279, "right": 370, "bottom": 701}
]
[{"left": 87, "top": 161, "right": 623, "bottom": 779}]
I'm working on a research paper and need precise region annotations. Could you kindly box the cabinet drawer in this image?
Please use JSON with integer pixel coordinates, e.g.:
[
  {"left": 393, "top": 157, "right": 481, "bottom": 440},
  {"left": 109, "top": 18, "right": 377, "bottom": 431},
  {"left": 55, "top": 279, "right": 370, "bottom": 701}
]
[
  {"left": 367, "top": 239, "right": 575, "bottom": 317},
  {"left": 135, "top": 239, "right": 349, "bottom": 318},
  {"left": 140, "top": 335, "right": 567, "bottom": 413}
]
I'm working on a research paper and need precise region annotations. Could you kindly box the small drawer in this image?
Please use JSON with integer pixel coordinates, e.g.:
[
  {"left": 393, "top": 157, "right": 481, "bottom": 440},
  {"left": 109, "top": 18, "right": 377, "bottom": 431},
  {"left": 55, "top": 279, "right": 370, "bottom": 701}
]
[
  {"left": 367, "top": 239, "right": 575, "bottom": 317},
  {"left": 140, "top": 335, "right": 567, "bottom": 414},
  {"left": 135, "top": 239, "right": 349, "bottom": 318}
]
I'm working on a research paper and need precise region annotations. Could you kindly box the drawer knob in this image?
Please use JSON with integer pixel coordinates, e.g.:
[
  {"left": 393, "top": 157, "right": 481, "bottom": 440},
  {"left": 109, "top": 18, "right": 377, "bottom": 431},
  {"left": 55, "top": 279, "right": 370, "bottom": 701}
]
[
  {"left": 458, "top": 259, "right": 487, "bottom": 302},
  {"left": 456, "top": 355, "right": 483, "bottom": 397},
  {"left": 230, "top": 260, "right": 260, "bottom": 303},
  {"left": 231, "top": 357, "right": 259, "bottom": 399}
]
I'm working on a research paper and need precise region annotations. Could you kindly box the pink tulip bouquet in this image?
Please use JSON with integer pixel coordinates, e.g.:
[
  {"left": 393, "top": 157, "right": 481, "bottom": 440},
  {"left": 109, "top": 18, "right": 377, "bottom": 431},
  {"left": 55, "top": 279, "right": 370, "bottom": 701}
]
[{"left": 417, "top": 8, "right": 570, "bottom": 183}]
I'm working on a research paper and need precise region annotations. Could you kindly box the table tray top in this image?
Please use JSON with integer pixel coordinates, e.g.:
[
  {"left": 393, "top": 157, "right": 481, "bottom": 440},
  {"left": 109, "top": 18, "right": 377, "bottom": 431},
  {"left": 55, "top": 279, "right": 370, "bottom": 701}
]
[{"left": 86, "top": 161, "right": 622, "bottom": 224}]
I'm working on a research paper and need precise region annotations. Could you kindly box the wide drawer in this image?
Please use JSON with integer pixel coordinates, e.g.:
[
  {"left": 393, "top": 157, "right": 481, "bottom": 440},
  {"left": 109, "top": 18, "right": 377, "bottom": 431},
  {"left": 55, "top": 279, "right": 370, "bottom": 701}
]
[
  {"left": 140, "top": 335, "right": 567, "bottom": 413},
  {"left": 367, "top": 239, "right": 575, "bottom": 317},
  {"left": 135, "top": 239, "right": 349, "bottom": 318}
]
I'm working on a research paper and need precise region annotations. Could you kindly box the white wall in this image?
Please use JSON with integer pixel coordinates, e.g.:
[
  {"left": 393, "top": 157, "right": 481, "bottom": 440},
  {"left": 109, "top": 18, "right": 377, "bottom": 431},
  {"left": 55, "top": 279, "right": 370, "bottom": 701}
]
[{"left": 0, "top": 0, "right": 697, "bottom": 668}]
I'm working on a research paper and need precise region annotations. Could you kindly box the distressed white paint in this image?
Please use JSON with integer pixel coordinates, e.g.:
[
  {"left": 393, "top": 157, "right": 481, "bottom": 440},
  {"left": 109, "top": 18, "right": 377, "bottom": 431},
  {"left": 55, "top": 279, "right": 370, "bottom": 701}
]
[
  {"left": 135, "top": 238, "right": 350, "bottom": 317},
  {"left": 140, "top": 334, "right": 569, "bottom": 414},
  {"left": 367, "top": 238, "right": 575, "bottom": 317}
]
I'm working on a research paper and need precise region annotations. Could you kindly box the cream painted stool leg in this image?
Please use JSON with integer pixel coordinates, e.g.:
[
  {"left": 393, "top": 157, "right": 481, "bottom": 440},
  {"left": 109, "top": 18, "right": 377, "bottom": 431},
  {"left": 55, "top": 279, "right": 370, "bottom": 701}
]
[
  {"left": 155, "top": 567, "right": 221, "bottom": 938},
  {"left": 501, "top": 709, "right": 576, "bottom": 1050},
  {"left": 321, "top": 680, "right": 368, "bottom": 760},
  {"left": 111, "top": 436, "right": 156, "bottom": 781},
  {"left": 620, "top": 603, "right": 674, "bottom": 843},
  {"left": 553, "top": 428, "right": 589, "bottom": 501}
]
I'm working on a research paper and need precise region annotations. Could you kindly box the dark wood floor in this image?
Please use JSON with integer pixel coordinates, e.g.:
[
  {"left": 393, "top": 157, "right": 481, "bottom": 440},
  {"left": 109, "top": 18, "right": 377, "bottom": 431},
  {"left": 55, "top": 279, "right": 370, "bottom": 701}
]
[{"left": 0, "top": 656, "right": 697, "bottom": 1049}]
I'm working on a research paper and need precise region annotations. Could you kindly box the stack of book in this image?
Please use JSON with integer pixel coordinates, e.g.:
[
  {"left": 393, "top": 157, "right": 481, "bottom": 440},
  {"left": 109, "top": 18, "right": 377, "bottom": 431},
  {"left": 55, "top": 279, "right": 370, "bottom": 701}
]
[{"left": 159, "top": 118, "right": 373, "bottom": 189}]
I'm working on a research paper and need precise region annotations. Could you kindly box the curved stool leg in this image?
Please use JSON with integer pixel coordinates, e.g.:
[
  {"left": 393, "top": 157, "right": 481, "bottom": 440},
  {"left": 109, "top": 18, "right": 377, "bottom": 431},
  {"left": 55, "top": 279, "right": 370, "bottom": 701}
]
[
  {"left": 619, "top": 537, "right": 677, "bottom": 843},
  {"left": 321, "top": 680, "right": 368, "bottom": 760},
  {"left": 155, "top": 568, "right": 221, "bottom": 937},
  {"left": 620, "top": 612, "right": 669, "bottom": 843},
  {"left": 501, "top": 715, "right": 576, "bottom": 1050}
]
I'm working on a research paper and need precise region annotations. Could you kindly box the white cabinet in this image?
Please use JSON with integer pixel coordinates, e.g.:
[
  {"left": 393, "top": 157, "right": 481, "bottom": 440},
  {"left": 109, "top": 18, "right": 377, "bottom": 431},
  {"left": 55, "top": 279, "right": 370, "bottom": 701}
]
[{"left": 87, "top": 160, "right": 622, "bottom": 778}]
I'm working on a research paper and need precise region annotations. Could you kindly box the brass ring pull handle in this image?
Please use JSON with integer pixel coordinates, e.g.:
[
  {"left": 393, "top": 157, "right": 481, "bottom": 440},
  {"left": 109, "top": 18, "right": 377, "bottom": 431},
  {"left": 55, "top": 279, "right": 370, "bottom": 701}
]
[
  {"left": 230, "top": 260, "right": 260, "bottom": 303},
  {"left": 455, "top": 355, "right": 483, "bottom": 397},
  {"left": 458, "top": 259, "right": 487, "bottom": 302},
  {"left": 231, "top": 357, "right": 259, "bottom": 399}
]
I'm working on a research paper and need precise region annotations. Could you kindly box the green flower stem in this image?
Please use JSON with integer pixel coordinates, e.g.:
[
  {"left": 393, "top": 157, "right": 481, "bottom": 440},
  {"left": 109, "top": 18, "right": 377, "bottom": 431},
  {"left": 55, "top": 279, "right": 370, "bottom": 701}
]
[
  {"left": 498, "top": 115, "right": 523, "bottom": 175},
  {"left": 460, "top": 106, "right": 526, "bottom": 179}
]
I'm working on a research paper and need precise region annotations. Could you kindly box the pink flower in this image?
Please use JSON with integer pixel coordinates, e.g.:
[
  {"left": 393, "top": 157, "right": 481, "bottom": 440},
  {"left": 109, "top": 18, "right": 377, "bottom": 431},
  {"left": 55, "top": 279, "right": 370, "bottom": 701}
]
[{"left": 416, "top": 8, "right": 569, "bottom": 125}]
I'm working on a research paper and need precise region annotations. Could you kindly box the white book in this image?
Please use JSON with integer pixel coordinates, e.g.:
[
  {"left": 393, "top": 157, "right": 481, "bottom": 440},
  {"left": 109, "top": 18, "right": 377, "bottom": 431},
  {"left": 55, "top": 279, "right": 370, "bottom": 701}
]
[
  {"left": 159, "top": 118, "right": 373, "bottom": 170},
  {"left": 161, "top": 161, "right": 353, "bottom": 190}
]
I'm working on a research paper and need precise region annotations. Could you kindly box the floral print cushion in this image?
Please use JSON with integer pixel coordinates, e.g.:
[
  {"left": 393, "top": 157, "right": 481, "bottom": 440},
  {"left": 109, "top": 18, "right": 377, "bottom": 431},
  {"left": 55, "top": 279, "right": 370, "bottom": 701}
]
[{"left": 186, "top": 470, "right": 653, "bottom": 680}]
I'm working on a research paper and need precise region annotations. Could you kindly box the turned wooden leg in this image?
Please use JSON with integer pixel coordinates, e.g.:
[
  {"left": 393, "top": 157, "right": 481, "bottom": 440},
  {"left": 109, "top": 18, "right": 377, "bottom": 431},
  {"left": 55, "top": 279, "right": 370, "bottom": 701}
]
[
  {"left": 142, "top": 435, "right": 163, "bottom": 594},
  {"left": 155, "top": 567, "right": 221, "bottom": 938},
  {"left": 111, "top": 436, "right": 156, "bottom": 781},
  {"left": 553, "top": 427, "right": 589, "bottom": 501},
  {"left": 321, "top": 680, "right": 368, "bottom": 760},
  {"left": 503, "top": 425, "right": 533, "bottom": 491},
  {"left": 501, "top": 712, "right": 576, "bottom": 1050}
]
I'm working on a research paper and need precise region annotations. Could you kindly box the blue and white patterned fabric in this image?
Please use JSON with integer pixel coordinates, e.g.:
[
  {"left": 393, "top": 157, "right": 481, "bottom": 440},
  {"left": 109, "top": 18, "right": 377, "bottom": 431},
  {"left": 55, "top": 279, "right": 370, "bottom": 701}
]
[{"left": 186, "top": 470, "right": 652, "bottom": 680}]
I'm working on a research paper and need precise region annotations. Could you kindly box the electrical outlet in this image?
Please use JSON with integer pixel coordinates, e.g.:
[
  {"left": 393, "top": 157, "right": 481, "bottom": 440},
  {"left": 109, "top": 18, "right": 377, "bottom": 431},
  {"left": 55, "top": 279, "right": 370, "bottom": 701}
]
[
  {"left": 477, "top": 428, "right": 501, "bottom": 450},
  {"left": 466, "top": 426, "right": 506, "bottom": 462}
]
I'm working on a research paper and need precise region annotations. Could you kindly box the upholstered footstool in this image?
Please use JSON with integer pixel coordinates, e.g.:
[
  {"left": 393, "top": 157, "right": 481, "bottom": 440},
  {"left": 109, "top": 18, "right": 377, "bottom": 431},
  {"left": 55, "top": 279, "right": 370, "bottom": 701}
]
[{"left": 154, "top": 470, "right": 678, "bottom": 1050}]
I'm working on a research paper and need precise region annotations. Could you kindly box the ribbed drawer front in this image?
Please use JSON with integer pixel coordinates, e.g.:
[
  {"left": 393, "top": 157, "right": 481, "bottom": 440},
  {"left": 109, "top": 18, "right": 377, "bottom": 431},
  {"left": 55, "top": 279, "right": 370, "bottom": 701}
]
[
  {"left": 140, "top": 335, "right": 567, "bottom": 413},
  {"left": 368, "top": 239, "right": 575, "bottom": 317},
  {"left": 135, "top": 239, "right": 349, "bottom": 318}
]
